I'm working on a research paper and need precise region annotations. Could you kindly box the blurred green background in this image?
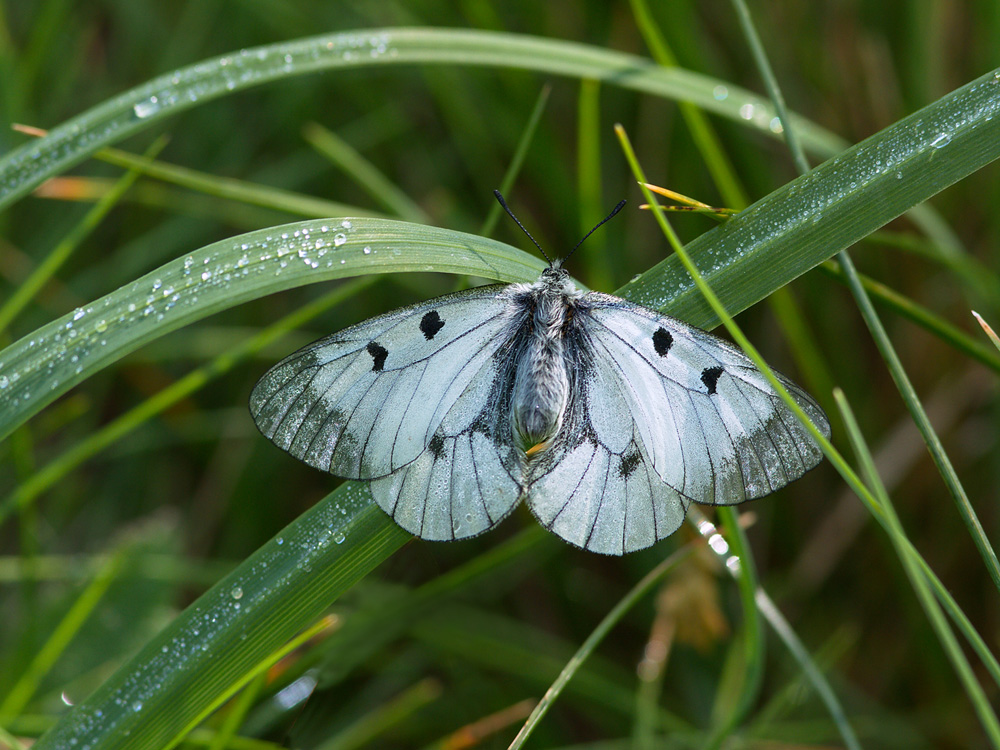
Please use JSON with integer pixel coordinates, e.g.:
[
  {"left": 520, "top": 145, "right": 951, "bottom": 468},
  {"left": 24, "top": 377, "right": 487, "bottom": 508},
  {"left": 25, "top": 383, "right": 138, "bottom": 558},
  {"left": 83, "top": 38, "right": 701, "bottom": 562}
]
[{"left": 1, "top": 1, "right": 999, "bottom": 748}]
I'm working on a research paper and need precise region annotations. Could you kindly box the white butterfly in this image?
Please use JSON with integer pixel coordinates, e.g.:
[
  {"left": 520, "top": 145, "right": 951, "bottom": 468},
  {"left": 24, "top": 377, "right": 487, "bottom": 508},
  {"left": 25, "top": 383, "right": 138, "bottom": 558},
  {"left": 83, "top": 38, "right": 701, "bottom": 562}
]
[{"left": 250, "top": 193, "right": 830, "bottom": 555}]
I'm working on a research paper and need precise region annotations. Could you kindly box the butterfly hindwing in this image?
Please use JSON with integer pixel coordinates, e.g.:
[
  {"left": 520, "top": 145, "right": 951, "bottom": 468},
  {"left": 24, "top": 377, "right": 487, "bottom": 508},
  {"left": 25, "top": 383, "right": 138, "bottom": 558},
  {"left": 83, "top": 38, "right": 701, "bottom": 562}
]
[
  {"left": 366, "top": 343, "right": 524, "bottom": 541},
  {"left": 528, "top": 417, "right": 691, "bottom": 555}
]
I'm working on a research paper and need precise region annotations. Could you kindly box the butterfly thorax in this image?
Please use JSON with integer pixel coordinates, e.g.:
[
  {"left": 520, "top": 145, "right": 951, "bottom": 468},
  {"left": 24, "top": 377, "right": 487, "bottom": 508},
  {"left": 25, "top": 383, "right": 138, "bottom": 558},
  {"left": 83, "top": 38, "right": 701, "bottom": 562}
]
[{"left": 510, "top": 265, "right": 583, "bottom": 456}]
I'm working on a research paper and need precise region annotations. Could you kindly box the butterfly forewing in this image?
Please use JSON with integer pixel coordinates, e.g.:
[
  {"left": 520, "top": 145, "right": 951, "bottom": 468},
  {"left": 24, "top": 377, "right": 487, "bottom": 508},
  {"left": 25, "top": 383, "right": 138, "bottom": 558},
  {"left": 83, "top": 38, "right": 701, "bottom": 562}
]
[
  {"left": 580, "top": 294, "right": 829, "bottom": 504},
  {"left": 250, "top": 285, "right": 518, "bottom": 479}
]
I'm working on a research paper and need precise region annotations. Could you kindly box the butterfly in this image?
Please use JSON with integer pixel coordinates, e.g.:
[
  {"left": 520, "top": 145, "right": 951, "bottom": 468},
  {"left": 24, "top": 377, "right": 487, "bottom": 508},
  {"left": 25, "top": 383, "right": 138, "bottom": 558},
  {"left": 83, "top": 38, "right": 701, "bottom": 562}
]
[{"left": 250, "top": 192, "right": 830, "bottom": 555}]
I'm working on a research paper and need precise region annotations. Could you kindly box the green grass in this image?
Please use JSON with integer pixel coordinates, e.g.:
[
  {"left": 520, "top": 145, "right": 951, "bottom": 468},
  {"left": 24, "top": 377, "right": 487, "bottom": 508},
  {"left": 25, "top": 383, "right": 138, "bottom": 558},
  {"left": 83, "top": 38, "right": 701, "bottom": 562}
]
[{"left": 1, "top": 3, "right": 999, "bottom": 749}]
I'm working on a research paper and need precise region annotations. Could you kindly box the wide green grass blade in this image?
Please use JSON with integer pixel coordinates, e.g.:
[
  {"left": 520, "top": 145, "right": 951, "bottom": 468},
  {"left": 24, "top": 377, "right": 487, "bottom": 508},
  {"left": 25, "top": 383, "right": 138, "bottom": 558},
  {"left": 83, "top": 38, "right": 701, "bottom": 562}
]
[
  {"left": 28, "top": 483, "right": 410, "bottom": 750},
  {"left": 6, "top": 63, "right": 1000, "bottom": 445},
  {"left": 620, "top": 65, "right": 1000, "bottom": 327},
  {"left": 0, "top": 26, "right": 849, "bottom": 213},
  {"left": 0, "top": 220, "right": 545, "bottom": 443},
  {"left": 5, "top": 25, "right": 1000, "bottom": 750}
]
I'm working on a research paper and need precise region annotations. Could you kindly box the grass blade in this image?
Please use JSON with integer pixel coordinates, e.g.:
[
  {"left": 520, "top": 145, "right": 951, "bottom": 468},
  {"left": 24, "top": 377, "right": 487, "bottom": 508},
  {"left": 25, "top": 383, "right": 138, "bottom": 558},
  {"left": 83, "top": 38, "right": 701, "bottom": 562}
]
[
  {"left": 0, "top": 27, "right": 855, "bottom": 214},
  {"left": 30, "top": 484, "right": 410, "bottom": 750}
]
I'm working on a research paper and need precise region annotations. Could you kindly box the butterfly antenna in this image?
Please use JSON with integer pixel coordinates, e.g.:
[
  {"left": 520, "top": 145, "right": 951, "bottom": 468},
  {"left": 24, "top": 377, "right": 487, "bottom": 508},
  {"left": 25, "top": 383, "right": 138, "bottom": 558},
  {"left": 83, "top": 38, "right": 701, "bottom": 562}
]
[
  {"left": 565, "top": 199, "right": 627, "bottom": 263},
  {"left": 494, "top": 190, "right": 553, "bottom": 264}
]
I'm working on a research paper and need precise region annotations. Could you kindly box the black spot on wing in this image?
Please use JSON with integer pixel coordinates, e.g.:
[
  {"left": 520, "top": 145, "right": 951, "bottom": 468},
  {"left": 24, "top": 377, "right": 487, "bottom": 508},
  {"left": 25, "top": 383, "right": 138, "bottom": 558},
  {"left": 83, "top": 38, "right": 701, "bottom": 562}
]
[
  {"left": 429, "top": 433, "right": 445, "bottom": 460},
  {"left": 653, "top": 327, "right": 673, "bottom": 357},
  {"left": 420, "top": 310, "right": 445, "bottom": 340},
  {"left": 618, "top": 449, "right": 641, "bottom": 478},
  {"left": 701, "top": 366, "right": 724, "bottom": 395},
  {"left": 366, "top": 341, "right": 388, "bottom": 372}
]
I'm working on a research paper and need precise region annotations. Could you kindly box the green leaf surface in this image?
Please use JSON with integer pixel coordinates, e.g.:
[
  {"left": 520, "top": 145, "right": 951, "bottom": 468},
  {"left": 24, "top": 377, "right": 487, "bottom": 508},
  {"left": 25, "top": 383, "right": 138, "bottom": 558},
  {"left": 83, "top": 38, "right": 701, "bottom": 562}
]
[
  {"left": 620, "top": 66, "right": 1000, "bottom": 326},
  {"left": 29, "top": 483, "right": 410, "bottom": 750},
  {"left": 0, "top": 220, "right": 545, "bottom": 443},
  {"left": 6, "top": 65, "right": 1000, "bottom": 445},
  {"left": 0, "top": 27, "right": 845, "bottom": 213},
  {"left": 9, "top": 27, "right": 1000, "bottom": 750}
]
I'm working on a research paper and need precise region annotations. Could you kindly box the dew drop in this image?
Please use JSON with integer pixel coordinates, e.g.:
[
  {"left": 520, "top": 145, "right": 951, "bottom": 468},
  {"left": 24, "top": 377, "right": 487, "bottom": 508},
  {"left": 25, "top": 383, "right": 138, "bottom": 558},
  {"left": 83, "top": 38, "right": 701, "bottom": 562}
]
[
  {"left": 333, "top": 233, "right": 347, "bottom": 247},
  {"left": 133, "top": 97, "right": 160, "bottom": 118},
  {"left": 231, "top": 586, "right": 243, "bottom": 600},
  {"left": 930, "top": 132, "right": 952, "bottom": 148}
]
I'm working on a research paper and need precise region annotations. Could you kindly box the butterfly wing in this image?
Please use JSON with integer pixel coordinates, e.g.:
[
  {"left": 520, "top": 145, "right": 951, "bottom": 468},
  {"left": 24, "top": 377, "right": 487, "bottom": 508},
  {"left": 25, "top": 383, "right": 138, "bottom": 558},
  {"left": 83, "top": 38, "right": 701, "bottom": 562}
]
[
  {"left": 527, "top": 293, "right": 829, "bottom": 555},
  {"left": 365, "top": 362, "right": 524, "bottom": 541},
  {"left": 250, "top": 285, "right": 528, "bottom": 539}
]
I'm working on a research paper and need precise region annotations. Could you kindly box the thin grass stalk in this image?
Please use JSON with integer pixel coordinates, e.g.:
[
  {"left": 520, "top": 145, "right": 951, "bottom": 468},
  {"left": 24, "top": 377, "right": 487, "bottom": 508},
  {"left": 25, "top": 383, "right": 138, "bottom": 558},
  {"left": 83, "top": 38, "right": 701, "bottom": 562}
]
[
  {"left": 838, "top": 250, "right": 1000, "bottom": 590},
  {"left": 819, "top": 261, "right": 1000, "bottom": 375},
  {"left": 170, "top": 617, "right": 338, "bottom": 748},
  {"left": 752, "top": 589, "right": 862, "bottom": 750},
  {"left": 685, "top": 508, "right": 862, "bottom": 750},
  {"left": 77, "top": 138, "right": 375, "bottom": 219},
  {"left": 833, "top": 391, "right": 1000, "bottom": 747},
  {"left": 301, "top": 122, "right": 428, "bottom": 224},
  {"left": 731, "top": 0, "right": 1000, "bottom": 593},
  {"left": 0, "top": 553, "right": 125, "bottom": 716},
  {"left": 206, "top": 672, "right": 266, "bottom": 750},
  {"left": 316, "top": 679, "right": 441, "bottom": 750},
  {"left": 0, "top": 723, "right": 30, "bottom": 750},
  {"left": 627, "top": 0, "right": 748, "bottom": 208},
  {"left": 577, "top": 78, "right": 613, "bottom": 289},
  {"left": 480, "top": 84, "right": 551, "bottom": 238},
  {"left": 0, "top": 136, "right": 168, "bottom": 335},
  {"left": 506, "top": 546, "right": 691, "bottom": 749},
  {"left": 701, "top": 507, "right": 763, "bottom": 749}
]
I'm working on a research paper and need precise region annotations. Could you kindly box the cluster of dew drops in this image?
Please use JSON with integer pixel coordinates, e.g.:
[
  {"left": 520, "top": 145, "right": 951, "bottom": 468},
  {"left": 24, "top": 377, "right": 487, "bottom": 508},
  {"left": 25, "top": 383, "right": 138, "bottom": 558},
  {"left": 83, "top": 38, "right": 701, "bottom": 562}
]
[{"left": 0, "top": 220, "right": 371, "bottom": 412}]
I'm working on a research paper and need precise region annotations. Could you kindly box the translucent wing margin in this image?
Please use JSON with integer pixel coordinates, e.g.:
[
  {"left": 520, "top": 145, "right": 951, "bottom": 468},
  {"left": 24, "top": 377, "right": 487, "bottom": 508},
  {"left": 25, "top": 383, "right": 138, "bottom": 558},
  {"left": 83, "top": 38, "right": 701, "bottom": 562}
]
[
  {"left": 250, "top": 285, "right": 528, "bottom": 539},
  {"left": 526, "top": 293, "right": 830, "bottom": 555}
]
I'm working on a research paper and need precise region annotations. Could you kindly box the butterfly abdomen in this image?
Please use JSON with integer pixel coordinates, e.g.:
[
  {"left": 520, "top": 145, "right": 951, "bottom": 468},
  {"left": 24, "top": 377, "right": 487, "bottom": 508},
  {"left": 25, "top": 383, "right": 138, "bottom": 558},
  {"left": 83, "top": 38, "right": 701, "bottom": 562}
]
[{"left": 510, "top": 270, "right": 581, "bottom": 454}]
